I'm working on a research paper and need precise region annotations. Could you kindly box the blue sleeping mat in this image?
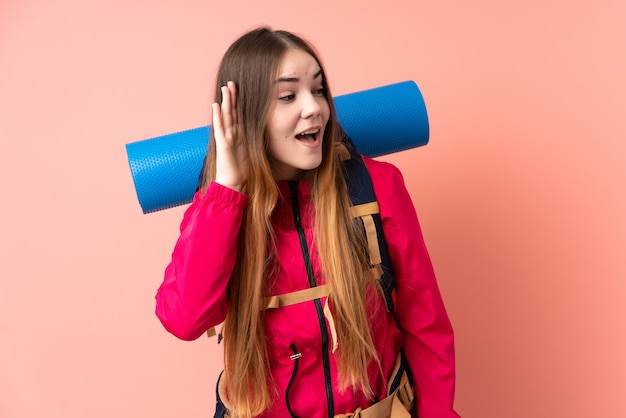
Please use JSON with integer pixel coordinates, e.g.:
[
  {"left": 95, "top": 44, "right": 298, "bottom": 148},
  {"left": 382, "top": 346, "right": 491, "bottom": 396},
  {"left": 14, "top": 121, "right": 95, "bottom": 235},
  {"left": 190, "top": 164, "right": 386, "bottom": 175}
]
[{"left": 126, "top": 80, "right": 429, "bottom": 213}]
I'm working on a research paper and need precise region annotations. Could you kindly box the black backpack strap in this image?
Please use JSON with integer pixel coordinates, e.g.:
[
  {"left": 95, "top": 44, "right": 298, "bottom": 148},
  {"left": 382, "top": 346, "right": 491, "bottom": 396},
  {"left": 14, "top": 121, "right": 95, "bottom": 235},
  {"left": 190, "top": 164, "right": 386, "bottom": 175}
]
[{"left": 340, "top": 132, "right": 396, "bottom": 313}]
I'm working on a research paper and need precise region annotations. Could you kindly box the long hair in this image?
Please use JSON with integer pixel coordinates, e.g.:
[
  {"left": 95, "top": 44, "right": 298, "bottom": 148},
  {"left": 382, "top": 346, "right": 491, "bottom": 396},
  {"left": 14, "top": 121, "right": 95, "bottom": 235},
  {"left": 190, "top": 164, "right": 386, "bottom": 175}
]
[{"left": 201, "top": 27, "right": 379, "bottom": 417}]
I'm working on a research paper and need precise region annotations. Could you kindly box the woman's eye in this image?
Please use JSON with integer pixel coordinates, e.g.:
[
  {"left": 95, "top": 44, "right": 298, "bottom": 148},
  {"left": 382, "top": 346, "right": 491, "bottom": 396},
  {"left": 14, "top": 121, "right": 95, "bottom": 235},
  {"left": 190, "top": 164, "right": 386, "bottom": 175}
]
[
  {"left": 279, "top": 94, "right": 295, "bottom": 102},
  {"left": 313, "top": 88, "right": 326, "bottom": 96}
]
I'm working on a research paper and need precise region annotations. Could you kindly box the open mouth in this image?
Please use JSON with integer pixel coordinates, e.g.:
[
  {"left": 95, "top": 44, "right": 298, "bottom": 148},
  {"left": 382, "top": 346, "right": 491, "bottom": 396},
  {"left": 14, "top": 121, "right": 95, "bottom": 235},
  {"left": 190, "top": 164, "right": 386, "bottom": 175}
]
[{"left": 296, "top": 128, "right": 320, "bottom": 143}]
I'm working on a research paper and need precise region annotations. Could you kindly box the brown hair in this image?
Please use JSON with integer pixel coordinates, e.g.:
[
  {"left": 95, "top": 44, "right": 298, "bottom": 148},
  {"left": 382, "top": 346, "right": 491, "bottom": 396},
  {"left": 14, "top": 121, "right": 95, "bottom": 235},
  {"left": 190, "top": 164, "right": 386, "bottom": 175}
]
[{"left": 201, "top": 27, "right": 379, "bottom": 417}]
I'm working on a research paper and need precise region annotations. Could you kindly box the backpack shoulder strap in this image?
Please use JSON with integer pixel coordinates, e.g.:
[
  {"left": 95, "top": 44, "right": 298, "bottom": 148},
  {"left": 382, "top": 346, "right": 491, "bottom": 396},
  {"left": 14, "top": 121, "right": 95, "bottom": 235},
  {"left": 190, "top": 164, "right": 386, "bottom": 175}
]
[{"left": 340, "top": 133, "right": 396, "bottom": 313}]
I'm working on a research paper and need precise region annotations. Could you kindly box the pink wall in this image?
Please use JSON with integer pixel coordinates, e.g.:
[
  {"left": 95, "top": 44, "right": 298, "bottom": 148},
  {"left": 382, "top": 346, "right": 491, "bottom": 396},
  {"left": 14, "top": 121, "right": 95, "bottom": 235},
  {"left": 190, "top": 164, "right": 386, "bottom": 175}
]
[{"left": 1, "top": 0, "right": 625, "bottom": 417}]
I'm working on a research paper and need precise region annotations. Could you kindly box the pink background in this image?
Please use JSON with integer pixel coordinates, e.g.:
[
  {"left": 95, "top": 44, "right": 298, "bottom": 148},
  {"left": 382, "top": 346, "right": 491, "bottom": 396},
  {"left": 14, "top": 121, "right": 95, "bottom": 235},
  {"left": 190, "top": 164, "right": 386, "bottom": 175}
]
[{"left": 1, "top": 0, "right": 625, "bottom": 417}]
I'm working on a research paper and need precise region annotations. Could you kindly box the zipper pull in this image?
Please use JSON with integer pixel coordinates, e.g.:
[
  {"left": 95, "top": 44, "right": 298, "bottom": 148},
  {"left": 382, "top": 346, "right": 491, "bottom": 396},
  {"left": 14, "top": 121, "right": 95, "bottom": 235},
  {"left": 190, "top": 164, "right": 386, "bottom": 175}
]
[{"left": 289, "top": 343, "right": 302, "bottom": 361}]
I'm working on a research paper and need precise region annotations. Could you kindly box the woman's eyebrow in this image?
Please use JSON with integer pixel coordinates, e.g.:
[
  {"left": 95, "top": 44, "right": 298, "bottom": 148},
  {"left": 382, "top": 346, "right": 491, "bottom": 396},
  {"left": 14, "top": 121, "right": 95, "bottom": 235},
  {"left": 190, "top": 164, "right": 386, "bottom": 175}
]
[{"left": 275, "top": 69, "right": 323, "bottom": 83}]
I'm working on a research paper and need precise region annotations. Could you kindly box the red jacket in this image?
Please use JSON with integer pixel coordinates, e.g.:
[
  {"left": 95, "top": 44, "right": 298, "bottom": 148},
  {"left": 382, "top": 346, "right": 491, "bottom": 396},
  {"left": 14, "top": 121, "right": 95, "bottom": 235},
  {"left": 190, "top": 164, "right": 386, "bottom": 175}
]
[{"left": 156, "top": 157, "right": 460, "bottom": 418}]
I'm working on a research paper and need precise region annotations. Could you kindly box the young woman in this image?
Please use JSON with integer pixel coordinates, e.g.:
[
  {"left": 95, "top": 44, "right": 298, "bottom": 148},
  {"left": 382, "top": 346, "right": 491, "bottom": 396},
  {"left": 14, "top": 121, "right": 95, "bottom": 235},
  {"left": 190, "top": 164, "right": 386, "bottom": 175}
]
[{"left": 155, "top": 27, "right": 460, "bottom": 418}]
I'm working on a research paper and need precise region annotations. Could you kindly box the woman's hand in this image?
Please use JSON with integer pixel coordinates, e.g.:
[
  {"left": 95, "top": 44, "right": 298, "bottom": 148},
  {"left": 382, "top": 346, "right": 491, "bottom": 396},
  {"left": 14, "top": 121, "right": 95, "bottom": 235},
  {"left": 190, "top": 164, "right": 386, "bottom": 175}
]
[{"left": 212, "top": 81, "right": 247, "bottom": 192}]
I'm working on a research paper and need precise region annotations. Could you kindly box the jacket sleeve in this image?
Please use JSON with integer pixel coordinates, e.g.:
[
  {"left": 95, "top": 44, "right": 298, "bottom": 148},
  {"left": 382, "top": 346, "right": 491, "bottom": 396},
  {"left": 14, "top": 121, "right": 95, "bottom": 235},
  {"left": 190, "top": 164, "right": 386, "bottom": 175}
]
[
  {"left": 365, "top": 157, "right": 461, "bottom": 418},
  {"left": 155, "top": 181, "right": 248, "bottom": 341}
]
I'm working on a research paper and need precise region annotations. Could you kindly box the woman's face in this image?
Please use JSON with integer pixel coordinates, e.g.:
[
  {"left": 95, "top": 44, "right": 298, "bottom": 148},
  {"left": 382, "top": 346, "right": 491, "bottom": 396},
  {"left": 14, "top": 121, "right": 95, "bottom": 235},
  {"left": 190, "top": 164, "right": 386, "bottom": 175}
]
[{"left": 266, "top": 48, "right": 330, "bottom": 181}]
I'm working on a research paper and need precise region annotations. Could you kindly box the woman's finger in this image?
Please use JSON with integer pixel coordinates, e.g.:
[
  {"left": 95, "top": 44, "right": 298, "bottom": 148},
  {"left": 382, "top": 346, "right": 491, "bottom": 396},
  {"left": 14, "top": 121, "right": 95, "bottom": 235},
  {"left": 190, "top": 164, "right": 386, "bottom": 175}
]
[
  {"left": 220, "top": 85, "right": 233, "bottom": 139},
  {"left": 212, "top": 102, "right": 223, "bottom": 140},
  {"left": 227, "top": 81, "right": 238, "bottom": 126}
]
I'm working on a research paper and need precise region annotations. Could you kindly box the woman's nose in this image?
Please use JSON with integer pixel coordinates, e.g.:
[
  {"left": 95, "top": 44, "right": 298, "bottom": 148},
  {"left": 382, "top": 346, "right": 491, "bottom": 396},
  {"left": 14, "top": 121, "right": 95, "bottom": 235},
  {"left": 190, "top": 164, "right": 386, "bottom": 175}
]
[{"left": 300, "top": 93, "right": 322, "bottom": 118}]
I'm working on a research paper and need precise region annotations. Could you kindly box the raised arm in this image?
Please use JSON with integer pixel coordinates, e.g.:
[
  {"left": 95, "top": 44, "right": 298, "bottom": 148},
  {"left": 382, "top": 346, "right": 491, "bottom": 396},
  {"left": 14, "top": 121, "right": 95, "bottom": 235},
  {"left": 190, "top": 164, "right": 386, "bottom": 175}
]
[{"left": 156, "top": 80, "right": 250, "bottom": 341}]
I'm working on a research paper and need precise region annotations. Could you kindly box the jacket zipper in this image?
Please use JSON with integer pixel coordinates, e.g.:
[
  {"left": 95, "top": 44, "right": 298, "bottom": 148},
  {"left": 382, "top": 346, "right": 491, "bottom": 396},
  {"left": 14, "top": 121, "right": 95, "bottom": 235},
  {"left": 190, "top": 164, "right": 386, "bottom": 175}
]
[{"left": 289, "top": 181, "right": 335, "bottom": 418}]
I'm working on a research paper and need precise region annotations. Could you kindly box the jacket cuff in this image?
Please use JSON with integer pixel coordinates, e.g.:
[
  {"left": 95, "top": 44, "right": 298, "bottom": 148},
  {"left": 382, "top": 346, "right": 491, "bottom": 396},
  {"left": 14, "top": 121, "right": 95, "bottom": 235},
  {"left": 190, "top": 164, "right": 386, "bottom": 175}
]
[{"left": 196, "top": 181, "right": 249, "bottom": 209}]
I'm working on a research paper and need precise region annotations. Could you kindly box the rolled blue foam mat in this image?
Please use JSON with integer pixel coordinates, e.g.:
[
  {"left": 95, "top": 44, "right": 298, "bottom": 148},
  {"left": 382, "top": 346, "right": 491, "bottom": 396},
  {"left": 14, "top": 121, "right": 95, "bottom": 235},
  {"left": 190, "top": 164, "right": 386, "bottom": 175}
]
[{"left": 126, "top": 80, "right": 429, "bottom": 213}]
